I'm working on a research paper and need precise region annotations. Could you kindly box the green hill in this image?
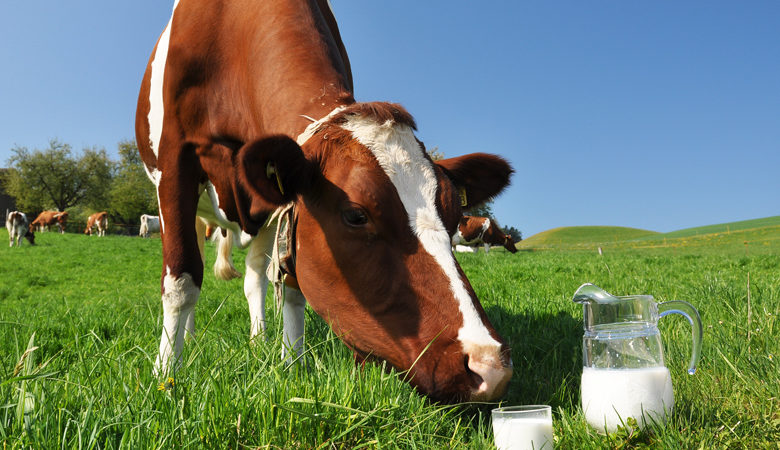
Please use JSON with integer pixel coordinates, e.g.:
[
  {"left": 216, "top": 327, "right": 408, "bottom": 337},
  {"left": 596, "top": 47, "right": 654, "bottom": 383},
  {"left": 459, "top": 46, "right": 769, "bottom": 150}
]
[
  {"left": 643, "top": 216, "right": 780, "bottom": 241},
  {"left": 517, "top": 216, "right": 780, "bottom": 253},
  {"left": 518, "top": 216, "right": 780, "bottom": 252},
  {"left": 518, "top": 226, "right": 658, "bottom": 249}
]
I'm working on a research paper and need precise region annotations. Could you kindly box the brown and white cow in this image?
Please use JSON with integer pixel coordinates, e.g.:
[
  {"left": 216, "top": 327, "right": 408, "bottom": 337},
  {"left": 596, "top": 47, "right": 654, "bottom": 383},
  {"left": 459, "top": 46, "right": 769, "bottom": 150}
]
[
  {"left": 31, "top": 211, "right": 68, "bottom": 233},
  {"left": 452, "top": 216, "right": 519, "bottom": 253},
  {"left": 139, "top": 214, "right": 160, "bottom": 238},
  {"left": 84, "top": 212, "right": 108, "bottom": 237},
  {"left": 135, "top": 0, "right": 514, "bottom": 402},
  {"left": 6, "top": 210, "right": 35, "bottom": 246}
]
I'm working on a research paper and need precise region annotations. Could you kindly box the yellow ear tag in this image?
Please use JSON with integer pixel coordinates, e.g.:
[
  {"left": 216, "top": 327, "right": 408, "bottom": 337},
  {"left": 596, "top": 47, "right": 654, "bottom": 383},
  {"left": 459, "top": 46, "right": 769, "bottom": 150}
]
[
  {"left": 266, "top": 162, "right": 285, "bottom": 195},
  {"left": 275, "top": 172, "right": 285, "bottom": 195},
  {"left": 458, "top": 186, "right": 468, "bottom": 207}
]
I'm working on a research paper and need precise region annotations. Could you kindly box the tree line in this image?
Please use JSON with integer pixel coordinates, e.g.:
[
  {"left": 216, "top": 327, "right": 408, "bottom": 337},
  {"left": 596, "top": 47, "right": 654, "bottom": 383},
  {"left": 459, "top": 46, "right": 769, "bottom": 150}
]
[
  {"left": 2, "top": 139, "right": 156, "bottom": 227},
  {"left": 3, "top": 139, "right": 522, "bottom": 240}
]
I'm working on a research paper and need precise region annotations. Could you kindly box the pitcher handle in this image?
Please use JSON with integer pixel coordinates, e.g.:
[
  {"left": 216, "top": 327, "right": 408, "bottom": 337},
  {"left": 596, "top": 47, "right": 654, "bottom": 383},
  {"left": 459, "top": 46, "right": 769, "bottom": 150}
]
[{"left": 658, "top": 300, "right": 703, "bottom": 375}]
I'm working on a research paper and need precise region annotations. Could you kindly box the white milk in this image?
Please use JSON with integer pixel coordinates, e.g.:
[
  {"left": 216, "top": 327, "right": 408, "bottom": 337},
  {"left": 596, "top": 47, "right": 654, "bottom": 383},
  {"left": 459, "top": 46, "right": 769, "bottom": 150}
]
[
  {"left": 581, "top": 366, "right": 674, "bottom": 433},
  {"left": 492, "top": 417, "right": 554, "bottom": 450}
]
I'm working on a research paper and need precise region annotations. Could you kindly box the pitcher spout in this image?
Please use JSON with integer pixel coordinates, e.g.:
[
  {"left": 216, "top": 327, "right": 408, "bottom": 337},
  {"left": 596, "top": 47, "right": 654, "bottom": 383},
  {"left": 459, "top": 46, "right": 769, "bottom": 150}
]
[{"left": 573, "top": 283, "right": 621, "bottom": 305}]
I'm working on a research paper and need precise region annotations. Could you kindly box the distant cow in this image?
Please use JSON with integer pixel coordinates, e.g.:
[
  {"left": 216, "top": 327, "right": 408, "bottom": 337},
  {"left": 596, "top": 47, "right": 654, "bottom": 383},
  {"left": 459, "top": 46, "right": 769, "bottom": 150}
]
[
  {"left": 31, "top": 211, "right": 69, "bottom": 233},
  {"left": 139, "top": 214, "right": 160, "bottom": 238},
  {"left": 452, "top": 216, "right": 518, "bottom": 253},
  {"left": 5, "top": 210, "right": 35, "bottom": 246},
  {"left": 85, "top": 212, "right": 109, "bottom": 236}
]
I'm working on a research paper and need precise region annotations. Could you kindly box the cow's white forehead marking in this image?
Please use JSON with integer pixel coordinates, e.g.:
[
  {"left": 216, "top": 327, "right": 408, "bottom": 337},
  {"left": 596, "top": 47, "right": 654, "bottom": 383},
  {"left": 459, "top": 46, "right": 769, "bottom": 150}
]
[
  {"left": 147, "top": 1, "right": 180, "bottom": 160},
  {"left": 340, "top": 115, "right": 501, "bottom": 350}
]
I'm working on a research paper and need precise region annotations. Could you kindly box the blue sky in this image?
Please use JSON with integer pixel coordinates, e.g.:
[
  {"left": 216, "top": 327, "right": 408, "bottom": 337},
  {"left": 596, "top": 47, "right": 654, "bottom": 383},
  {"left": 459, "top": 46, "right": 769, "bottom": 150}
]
[{"left": 1, "top": 1, "right": 778, "bottom": 237}]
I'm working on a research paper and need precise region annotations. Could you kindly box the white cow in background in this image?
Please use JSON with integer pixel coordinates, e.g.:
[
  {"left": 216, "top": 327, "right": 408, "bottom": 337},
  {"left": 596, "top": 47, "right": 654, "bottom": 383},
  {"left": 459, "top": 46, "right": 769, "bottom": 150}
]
[
  {"left": 139, "top": 214, "right": 161, "bottom": 238},
  {"left": 6, "top": 210, "right": 35, "bottom": 247}
]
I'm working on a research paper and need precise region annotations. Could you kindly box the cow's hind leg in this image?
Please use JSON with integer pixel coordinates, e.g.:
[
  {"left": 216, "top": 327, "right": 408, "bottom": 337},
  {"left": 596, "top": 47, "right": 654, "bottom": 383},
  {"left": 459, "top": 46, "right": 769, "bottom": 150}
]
[
  {"left": 154, "top": 159, "right": 204, "bottom": 376},
  {"left": 282, "top": 286, "right": 306, "bottom": 362}
]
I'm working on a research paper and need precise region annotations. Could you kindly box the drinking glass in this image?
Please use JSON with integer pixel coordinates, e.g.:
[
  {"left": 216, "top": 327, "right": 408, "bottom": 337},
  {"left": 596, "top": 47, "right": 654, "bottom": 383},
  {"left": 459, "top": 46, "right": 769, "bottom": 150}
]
[{"left": 491, "top": 405, "right": 553, "bottom": 450}]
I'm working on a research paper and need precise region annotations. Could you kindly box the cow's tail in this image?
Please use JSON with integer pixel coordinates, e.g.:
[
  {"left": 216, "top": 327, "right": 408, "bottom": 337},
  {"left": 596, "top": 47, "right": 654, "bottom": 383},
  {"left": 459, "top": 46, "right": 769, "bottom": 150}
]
[{"left": 214, "top": 230, "right": 242, "bottom": 280}]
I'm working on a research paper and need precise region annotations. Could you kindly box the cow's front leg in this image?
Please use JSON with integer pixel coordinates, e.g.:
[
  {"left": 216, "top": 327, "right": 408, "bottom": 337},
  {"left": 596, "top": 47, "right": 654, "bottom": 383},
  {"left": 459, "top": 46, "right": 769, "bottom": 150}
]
[
  {"left": 156, "top": 270, "right": 200, "bottom": 375},
  {"left": 244, "top": 230, "right": 275, "bottom": 340},
  {"left": 154, "top": 166, "right": 204, "bottom": 376}
]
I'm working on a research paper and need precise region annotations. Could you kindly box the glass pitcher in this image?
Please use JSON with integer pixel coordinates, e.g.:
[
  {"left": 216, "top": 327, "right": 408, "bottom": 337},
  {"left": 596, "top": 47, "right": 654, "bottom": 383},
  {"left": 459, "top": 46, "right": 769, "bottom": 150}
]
[{"left": 573, "top": 283, "right": 702, "bottom": 433}]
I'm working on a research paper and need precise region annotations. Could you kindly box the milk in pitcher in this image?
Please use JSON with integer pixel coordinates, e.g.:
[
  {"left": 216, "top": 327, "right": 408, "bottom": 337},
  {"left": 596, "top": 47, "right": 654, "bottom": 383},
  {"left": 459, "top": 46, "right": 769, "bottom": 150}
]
[{"left": 581, "top": 366, "right": 674, "bottom": 433}]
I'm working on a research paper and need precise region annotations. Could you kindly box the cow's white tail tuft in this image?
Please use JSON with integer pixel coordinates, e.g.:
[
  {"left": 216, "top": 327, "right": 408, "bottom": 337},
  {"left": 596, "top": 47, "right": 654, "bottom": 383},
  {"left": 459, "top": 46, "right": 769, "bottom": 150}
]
[{"left": 214, "top": 230, "right": 242, "bottom": 280}]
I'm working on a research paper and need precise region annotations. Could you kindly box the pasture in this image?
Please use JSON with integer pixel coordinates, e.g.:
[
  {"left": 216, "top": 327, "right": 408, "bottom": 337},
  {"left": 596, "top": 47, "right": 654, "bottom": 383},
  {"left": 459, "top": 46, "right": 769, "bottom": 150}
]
[{"left": 1, "top": 223, "right": 778, "bottom": 448}]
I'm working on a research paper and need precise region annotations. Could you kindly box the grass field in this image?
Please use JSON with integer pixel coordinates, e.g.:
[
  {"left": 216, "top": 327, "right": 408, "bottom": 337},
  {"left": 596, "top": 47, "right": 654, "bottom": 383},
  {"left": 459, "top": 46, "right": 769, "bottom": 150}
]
[{"left": 1, "top": 220, "right": 779, "bottom": 448}]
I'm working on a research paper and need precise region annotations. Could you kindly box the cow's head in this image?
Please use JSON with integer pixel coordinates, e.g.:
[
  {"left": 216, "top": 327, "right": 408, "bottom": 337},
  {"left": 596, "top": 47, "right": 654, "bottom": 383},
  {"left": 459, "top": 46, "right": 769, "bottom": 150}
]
[
  {"left": 25, "top": 230, "right": 36, "bottom": 245},
  {"left": 503, "top": 234, "right": 518, "bottom": 253},
  {"left": 236, "top": 102, "right": 514, "bottom": 402}
]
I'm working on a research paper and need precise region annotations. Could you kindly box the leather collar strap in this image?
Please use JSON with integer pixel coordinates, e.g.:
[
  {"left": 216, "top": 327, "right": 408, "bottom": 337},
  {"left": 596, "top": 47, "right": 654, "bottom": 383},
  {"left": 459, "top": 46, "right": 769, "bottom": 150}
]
[{"left": 266, "top": 203, "right": 297, "bottom": 308}]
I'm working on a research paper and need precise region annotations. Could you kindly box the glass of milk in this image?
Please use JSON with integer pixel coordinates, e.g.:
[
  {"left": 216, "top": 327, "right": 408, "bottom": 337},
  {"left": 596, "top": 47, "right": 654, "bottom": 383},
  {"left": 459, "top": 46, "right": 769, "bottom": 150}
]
[
  {"left": 491, "top": 405, "right": 554, "bottom": 450},
  {"left": 573, "top": 283, "right": 702, "bottom": 434}
]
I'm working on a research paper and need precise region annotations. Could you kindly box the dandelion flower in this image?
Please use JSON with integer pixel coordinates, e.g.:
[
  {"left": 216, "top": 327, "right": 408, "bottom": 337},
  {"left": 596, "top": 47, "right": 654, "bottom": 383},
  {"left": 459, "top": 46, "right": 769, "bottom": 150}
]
[{"left": 158, "top": 377, "right": 175, "bottom": 391}]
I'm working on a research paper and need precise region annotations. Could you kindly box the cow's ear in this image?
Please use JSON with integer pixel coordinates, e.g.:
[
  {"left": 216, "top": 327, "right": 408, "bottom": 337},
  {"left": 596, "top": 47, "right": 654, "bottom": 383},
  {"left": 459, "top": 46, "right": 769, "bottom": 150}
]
[
  {"left": 237, "top": 135, "right": 315, "bottom": 217},
  {"left": 435, "top": 153, "right": 513, "bottom": 209}
]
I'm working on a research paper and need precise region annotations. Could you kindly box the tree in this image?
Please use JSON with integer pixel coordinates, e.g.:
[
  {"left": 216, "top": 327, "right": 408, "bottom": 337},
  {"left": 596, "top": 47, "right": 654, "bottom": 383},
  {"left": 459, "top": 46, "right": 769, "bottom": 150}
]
[
  {"left": 467, "top": 201, "right": 495, "bottom": 220},
  {"left": 80, "top": 146, "right": 115, "bottom": 211},
  {"left": 427, "top": 145, "right": 445, "bottom": 161},
  {"left": 107, "top": 140, "right": 157, "bottom": 224},
  {"left": 1, "top": 166, "right": 47, "bottom": 213},
  {"left": 3, "top": 139, "right": 113, "bottom": 213},
  {"left": 502, "top": 225, "right": 522, "bottom": 242}
]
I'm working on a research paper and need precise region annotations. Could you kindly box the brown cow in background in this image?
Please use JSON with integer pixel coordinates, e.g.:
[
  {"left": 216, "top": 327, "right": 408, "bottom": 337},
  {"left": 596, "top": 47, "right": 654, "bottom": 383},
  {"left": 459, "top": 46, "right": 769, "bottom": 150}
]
[
  {"left": 452, "top": 216, "right": 519, "bottom": 253},
  {"left": 85, "top": 212, "right": 108, "bottom": 236},
  {"left": 31, "top": 211, "right": 69, "bottom": 233}
]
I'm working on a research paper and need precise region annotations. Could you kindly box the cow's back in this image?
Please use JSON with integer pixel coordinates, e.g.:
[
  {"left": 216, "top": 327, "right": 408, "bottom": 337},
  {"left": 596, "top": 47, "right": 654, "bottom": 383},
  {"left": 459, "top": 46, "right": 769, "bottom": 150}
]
[{"left": 136, "top": 0, "right": 353, "bottom": 176}]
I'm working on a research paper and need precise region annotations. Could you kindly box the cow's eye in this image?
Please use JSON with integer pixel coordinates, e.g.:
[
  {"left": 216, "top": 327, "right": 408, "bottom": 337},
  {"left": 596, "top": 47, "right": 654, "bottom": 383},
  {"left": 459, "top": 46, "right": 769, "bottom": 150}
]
[{"left": 342, "top": 207, "right": 368, "bottom": 227}]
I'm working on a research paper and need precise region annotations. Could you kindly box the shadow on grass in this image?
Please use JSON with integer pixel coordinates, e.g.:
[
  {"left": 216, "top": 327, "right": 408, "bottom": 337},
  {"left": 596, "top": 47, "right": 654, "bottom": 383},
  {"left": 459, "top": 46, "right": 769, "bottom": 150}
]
[{"left": 485, "top": 306, "right": 583, "bottom": 409}]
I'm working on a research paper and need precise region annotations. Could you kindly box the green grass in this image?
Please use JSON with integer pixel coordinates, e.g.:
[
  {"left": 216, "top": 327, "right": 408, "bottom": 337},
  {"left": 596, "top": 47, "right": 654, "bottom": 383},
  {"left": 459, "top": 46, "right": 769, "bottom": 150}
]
[{"left": 1, "top": 227, "right": 779, "bottom": 448}]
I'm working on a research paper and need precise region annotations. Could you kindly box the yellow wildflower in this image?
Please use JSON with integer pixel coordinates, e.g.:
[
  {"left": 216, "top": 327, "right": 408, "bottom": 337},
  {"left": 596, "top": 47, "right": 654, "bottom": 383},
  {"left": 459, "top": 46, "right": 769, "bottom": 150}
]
[{"left": 157, "top": 377, "right": 175, "bottom": 391}]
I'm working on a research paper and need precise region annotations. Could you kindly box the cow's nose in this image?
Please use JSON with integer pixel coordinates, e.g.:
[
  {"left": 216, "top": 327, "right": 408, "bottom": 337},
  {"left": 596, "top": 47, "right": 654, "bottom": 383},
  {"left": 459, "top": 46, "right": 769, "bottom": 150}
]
[{"left": 466, "top": 351, "right": 513, "bottom": 401}]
